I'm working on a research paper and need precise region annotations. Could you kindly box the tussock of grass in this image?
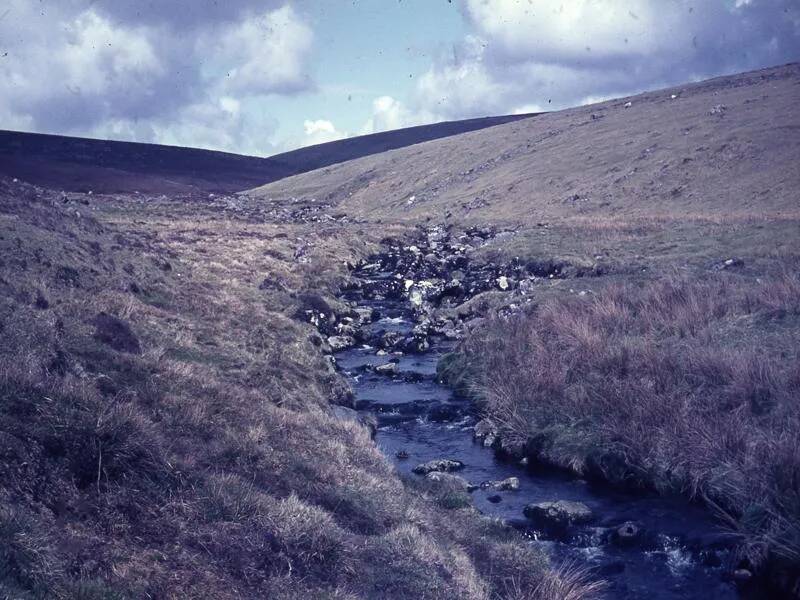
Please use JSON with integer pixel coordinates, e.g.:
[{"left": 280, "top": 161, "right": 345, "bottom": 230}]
[{"left": 458, "top": 271, "right": 800, "bottom": 571}]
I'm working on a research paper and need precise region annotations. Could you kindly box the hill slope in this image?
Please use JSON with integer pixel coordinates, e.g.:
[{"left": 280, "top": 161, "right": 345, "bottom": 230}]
[
  {"left": 0, "top": 113, "right": 535, "bottom": 195},
  {"left": 250, "top": 63, "right": 800, "bottom": 224}
]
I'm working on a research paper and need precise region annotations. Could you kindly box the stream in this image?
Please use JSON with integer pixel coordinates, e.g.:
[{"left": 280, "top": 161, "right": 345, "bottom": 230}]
[{"left": 331, "top": 252, "right": 753, "bottom": 599}]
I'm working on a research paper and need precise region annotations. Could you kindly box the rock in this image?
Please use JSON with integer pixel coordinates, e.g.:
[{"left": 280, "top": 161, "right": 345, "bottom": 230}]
[
  {"left": 482, "top": 433, "right": 498, "bottom": 448},
  {"left": 413, "top": 458, "right": 464, "bottom": 475},
  {"left": 380, "top": 331, "right": 402, "bottom": 349},
  {"left": 375, "top": 363, "right": 398, "bottom": 376},
  {"left": 92, "top": 313, "right": 141, "bottom": 354},
  {"left": 731, "top": 569, "right": 752, "bottom": 583},
  {"left": 496, "top": 275, "right": 510, "bottom": 290},
  {"left": 487, "top": 494, "right": 502, "bottom": 503},
  {"left": 494, "top": 477, "right": 520, "bottom": 491},
  {"left": 474, "top": 419, "right": 497, "bottom": 440},
  {"left": 335, "top": 323, "right": 358, "bottom": 337},
  {"left": 611, "top": 521, "right": 644, "bottom": 546},
  {"left": 710, "top": 104, "right": 727, "bottom": 116},
  {"left": 395, "top": 450, "right": 409, "bottom": 460},
  {"left": 328, "top": 335, "right": 355, "bottom": 351},
  {"left": 713, "top": 257, "right": 744, "bottom": 271},
  {"left": 523, "top": 500, "right": 594, "bottom": 531},
  {"left": 426, "top": 472, "right": 470, "bottom": 490},
  {"left": 354, "top": 307, "right": 375, "bottom": 324}
]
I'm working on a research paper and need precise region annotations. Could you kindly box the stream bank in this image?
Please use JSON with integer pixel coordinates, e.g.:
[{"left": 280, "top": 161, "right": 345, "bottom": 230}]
[{"left": 302, "top": 225, "right": 765, "bottom": 599}]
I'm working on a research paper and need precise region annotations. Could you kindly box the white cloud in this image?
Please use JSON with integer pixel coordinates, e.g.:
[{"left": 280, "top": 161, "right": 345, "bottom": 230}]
[
  {"left": 0, "top": 2, "right": 315, "bottom": 155},
  {"left": 214, "top": 5, "right": 314, "bottom": 96},
  {"left": 302, "top": 119, "right": 348, "bottom": 146},
  {"left": 412, "top": 0, "right": 800, "bottom": 120},
  {"left": 360, "top": 96, "right": 430, "bottom": 134}
]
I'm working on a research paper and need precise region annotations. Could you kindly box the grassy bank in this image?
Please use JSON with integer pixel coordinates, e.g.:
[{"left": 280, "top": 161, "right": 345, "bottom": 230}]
[
  {"left": 0, "top": 177, "right": 602, "bottom": 599},
  {"left": 445, "top": 269, "right": 800, "bottom": 583}
]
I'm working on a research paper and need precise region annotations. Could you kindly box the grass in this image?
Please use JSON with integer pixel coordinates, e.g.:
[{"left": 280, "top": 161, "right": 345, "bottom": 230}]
[
  {"left": 450, "top": 269, "right": 800, "bottom": 580},
  {"left": 0, "top": 177, "right": 600, "bottom": 599}
]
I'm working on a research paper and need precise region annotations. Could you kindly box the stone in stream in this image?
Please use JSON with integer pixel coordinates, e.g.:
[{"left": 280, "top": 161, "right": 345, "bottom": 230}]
[
  {"left": 479, "top": 477, "right": 520, "bottom": 491},
  {"left": 487, "top": 494, "right": 502, "bottom": 504},
  {"left": 374, "top": 363, "right": 399, "bottom": 376},
  {"left": 473, "top": 419, "right": 499, "bottom": 448},
  {"left": 328, "top": 335, "right": 355, "bottom": 351},
  {"left": 494, "top": 477, "right": 520, "bottom": 491},
  {"left": 523, "top": 500, "right": 594, "bottom": 532},
  {"left": 354, "top": 307, "right": 375, "bottom": 324},
  {"left": 610, "top": 521, "right": 645, "bottom": 547},
  {"left": 413, "top": 459, "right": 465, "bottom": 475}
]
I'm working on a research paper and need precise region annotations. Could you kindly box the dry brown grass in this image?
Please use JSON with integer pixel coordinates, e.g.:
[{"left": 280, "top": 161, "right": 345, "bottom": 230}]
[{"left": 456, "top": 270, "right": 800, "bottom": 571}]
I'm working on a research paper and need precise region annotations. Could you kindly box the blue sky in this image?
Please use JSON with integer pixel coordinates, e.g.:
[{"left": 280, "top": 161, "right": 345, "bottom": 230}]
[
  {"left": 1, "top": 1, "right": 798, "bottom": 156},
  {"left": 269, "top": 1, "right": 467, "bottom": 141}
]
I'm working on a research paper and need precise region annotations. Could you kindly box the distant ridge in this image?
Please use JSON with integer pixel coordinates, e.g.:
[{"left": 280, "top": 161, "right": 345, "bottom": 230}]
[
  {"left": 0, "top": 113, "right": 538, "bottom": 195},
  {"left": 268, "top": 114, "right": 538, "bottom": 175}
]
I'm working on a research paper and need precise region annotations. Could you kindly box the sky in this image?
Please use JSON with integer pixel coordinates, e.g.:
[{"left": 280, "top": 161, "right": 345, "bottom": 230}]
[{"left": 1, "top": 0, "right": 798, "bottom": 157}]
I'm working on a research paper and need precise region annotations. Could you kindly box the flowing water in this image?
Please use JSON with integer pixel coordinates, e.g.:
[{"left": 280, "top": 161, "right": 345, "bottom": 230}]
[{"left": 335, "top": 289, "right": 752, "bottom": 599}]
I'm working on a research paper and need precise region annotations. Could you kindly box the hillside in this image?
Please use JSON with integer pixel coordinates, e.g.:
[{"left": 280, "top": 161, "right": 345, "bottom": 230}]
[
  {"left": 250, "top": 63, "right": 799, "bottom": 223},
  {"left": 268, "top": 113, "right": 537, "bottom": 175},
  {"left": 250, "top": 63, "right": 800, "bottom": 274},
  {"left": 0, "top": 113, "right": 535, "bottom": 196}
]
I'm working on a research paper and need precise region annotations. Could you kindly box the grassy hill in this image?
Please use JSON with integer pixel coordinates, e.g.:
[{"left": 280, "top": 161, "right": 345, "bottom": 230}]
[{"left": 0, "top": 113, "right": 535, "bottom": 196}]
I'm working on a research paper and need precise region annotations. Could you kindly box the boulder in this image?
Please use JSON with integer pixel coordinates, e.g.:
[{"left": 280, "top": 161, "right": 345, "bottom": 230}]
[
  {"left": 413, "top": 459, "right": 464, "bottom": 475},
  {"left": 328, "top": 335, "right": 355, "bottom": 351},
  {"left": 523, "top": 500, "right": 594, "bottom": 531}
]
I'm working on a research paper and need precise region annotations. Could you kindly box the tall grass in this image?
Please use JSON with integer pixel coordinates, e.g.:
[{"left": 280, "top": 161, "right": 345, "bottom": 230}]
[{"left": 460, "top": 272, "right": 800, "bottom": 568}]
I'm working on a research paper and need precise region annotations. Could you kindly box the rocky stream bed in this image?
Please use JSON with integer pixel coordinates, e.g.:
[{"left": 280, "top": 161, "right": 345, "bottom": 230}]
[{"left": 299, "top": 226, "right": 766, "bottom": 599}]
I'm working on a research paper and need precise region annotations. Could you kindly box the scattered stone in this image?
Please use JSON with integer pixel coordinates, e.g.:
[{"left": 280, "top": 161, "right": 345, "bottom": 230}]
[
  {"left": 375, "top": 363, "right": 398, "bottom": 375},
  {"left": 328, "top": 335, "right": 355, "bottom": 351},
  {"left": 494, "top": 477, "right": 520, "bottom": 491},
  {"left": 523, "top": 500, "right": 594, "bottom": 531},
  {"left": 731, "top": 569, "right": 752, "bottom": 583},
  {"left": 354, "top": 307, "right": 375, "bottom": 324},
  {"left": 624, "top": 101, "right": 633, "bottom": 108},
  {"left": 713, "top": 257, "right": 744, "bottom": 270},
  {"left": 413, "top": 458, "right": 465, "bottom": 475},
  {"left": 710, "top": 104, "right": 727, "bottom": 116}
]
